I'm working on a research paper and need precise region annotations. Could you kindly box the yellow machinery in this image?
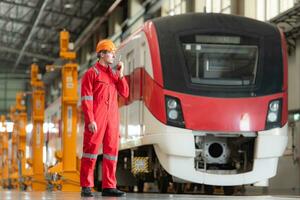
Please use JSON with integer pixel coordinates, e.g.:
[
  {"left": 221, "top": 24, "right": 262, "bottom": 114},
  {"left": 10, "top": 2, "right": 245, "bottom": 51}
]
[
  {"left": 15, "top": 92, "right": 31, "bottom": 190},
  {"left": 60, "top": 30, "right": 80, "bottom": 191},
  {"left": 9, "top": 106, "right": 19, "bottom": 189},
  {"left": 30, "top": 63, "right": 46, "bottom": 191},
  {"left": 0, "top": 115, "right": 9, "bottom": 188},
  {"left": 0, "top": 116, "right": 2, "bottom": 186},
  {"left": 47, "top": 150, "right": 63, "bottom": 191},
  {"left": 47, "top": 30, "right": 80, "bottom": 191},
  {"left": 59, "top": 30, "right": 76, "bottom": 60},
  {"left": 24, "top": 158, "right": 34, "bottom": 187}
]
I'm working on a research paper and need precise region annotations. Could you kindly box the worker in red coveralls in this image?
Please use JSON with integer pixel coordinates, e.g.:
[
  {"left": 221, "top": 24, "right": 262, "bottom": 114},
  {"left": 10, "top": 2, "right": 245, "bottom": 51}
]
[{"left": 80, "top": 39, "right": 129, "bottom": 197}]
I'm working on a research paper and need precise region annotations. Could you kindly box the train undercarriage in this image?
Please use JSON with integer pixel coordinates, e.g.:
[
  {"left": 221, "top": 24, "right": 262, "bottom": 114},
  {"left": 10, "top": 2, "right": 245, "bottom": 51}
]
[{"left": 93, "top": 138, "right": 255, "bottom": 195}]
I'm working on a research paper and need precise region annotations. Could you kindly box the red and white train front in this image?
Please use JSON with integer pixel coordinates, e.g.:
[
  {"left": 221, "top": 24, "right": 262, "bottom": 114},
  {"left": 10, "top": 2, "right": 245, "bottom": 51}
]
[{"left": 118, "top": 13, "right": 288, "bottom": 187}]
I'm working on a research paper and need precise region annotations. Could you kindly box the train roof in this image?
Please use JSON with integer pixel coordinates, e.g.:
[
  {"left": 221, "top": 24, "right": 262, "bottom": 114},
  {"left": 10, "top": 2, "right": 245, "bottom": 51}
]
[{"left": 151, "top": 13, "right": 279, "bottom": 37}]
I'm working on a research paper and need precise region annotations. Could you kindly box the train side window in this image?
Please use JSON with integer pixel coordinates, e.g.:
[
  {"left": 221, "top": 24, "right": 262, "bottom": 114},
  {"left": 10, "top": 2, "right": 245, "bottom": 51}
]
[
  {"left": 126, "top": 50, "right": 134, "bottom": 100},
  {"left": 140, "top": 42, "right": 146, "bottom": 67}
]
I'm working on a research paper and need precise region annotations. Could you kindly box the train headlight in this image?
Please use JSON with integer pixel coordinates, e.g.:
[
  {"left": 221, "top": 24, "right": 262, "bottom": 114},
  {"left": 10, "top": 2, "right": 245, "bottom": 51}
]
[
  {"left": 165, "top": 96, "right": 185, "bottom": 128},
  {"left": 269, "top": 100, "right": 279, "bottom": 112},
  {"left": 267, "top": 112, "right": 277, "bottom": 122},
  {"left": 266, "top": 99, "right": 282, "bottom": 129},
  {"left": 167, "top": 99, "right": 177, "bottom": 109},
  {"left": 168, "top": 110, "right": 178, "bottom": 120}
]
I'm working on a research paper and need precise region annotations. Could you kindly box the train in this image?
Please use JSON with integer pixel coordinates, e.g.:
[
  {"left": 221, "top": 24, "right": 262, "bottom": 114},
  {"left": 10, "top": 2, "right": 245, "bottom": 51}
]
[{"left": 45, "top": 13, "right": 288, "bottom": 194}]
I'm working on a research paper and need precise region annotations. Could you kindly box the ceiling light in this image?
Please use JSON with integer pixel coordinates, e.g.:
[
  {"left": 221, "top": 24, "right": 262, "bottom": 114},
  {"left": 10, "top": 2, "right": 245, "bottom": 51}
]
[
  {"left": 64, "top": 3, "right": 74, "bottom": 9},
  {"left": 41, "top": 44, "right": 47, "bottom": 48}
]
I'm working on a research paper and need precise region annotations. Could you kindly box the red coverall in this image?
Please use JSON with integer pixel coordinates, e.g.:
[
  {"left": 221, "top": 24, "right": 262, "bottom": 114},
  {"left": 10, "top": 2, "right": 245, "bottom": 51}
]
[{"left": 80, "top": 62, "right": 129, "bottom": 188}]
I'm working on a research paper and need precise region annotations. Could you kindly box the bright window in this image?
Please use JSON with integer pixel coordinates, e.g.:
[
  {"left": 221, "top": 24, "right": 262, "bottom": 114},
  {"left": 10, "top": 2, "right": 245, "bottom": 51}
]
[
  {"left": 168, "top": 0, "right": 186, "bottom": 16},
  {"left": 256, "top": 0, "right": 295, "bottom": 21},
  {"left": 280, "top": 0, "right": 294, "bottom": 12},
  {"left": 206, "top": 0, "right": 231, "bottom": 14}
]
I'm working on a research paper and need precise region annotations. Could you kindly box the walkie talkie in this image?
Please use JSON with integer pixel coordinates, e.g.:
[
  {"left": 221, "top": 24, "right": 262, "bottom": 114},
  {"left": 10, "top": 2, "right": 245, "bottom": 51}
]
[{"left": 112, "top": 55, "right": 122, "bottom": 71}]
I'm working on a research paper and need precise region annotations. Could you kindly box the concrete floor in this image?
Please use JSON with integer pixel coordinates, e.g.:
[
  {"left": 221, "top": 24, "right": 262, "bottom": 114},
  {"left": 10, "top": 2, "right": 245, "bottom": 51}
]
[{"left": 0, "top": 191, "right": 299, "bottom": 200}]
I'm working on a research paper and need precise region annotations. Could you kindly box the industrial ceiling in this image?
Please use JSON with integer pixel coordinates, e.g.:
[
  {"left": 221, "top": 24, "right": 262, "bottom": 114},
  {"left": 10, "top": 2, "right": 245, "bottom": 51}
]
[{"left": 0, "top": 0, "right": 116, "bottom": 74}]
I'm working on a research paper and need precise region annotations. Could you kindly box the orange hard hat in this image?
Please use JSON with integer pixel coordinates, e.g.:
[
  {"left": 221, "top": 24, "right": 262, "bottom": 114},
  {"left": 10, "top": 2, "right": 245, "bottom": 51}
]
[{"left": 96, "top": 39, "right": 116, "bottom": 53}]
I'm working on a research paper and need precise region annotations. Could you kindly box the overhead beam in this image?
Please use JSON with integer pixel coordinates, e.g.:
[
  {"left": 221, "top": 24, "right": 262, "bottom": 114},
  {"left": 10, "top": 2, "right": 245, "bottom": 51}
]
[
  {"left": 0, "top": 29, "right": 56, "bottom": 47},
  {"left": 0, "top": 56, "right": 30, "bottom": 66},
  {"left": 0, "top": 0, "right": 89, "bottom": 21},
  {"left": 0, "top": 16, "right": 78, "bottom": 44},
  {"left": 0, "top": 17, "right": 76, "bottom": 37},
  {"left": 0, "top": 46, "right": 56, "bottom": 62},
  {"left": 0, "top": 15, "right": 57, "bottom": 32},
  {"left": 0, "top": 61, "right": 28, "bottom": 73},
  {"left": 13, "top": 0, "right": 51, "bottom": 72},
  {"left": 0, "top": 73, "right": 30, "bottom": 79},
  {"left": 74, "top": 0, "right": 123, "bottom": 51}
]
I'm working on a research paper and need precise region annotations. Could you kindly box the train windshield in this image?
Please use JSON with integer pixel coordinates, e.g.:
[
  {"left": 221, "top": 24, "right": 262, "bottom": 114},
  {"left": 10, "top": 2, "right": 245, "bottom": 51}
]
[
  {"left": 153, "top": 14, "right": 284, "bottom": 97},
  {"left": 182, "top": 37, "right": 258, "bottom": 86}
]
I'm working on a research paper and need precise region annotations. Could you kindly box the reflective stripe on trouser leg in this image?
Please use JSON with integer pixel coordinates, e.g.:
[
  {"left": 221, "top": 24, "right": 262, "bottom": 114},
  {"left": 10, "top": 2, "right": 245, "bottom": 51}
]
[
  {"left": 103, "top": 153, "right": 118, "bottom": 161},
  {"left": 82, "top": 152, "right": 98, "bottom": 159},
  {"left": 102, "top": 123, "right": 120, "bottom": 189},
  {"left": 80, "top": 127, "right": 105, "bottom": 187},
  {"left": 80, "top": 156, "right": 97, "bottom": 187},
  {"left": 102, "top": 153, "right": 118, "bottom": 187},
  {"left": 102, "top": 155, "right": 118, "bottom": 189}
]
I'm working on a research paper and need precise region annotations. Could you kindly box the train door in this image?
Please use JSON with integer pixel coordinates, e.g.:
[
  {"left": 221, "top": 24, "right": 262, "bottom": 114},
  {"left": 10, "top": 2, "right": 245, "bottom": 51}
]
[
  {"left": 119, "top": 49, "right": 128, "bottom": 140},
  {"left": 126, "top": 49, "right": 142, "bottom": 139},
  {"left": 139, "top": 42, "right": 146, "bottom": 136}
]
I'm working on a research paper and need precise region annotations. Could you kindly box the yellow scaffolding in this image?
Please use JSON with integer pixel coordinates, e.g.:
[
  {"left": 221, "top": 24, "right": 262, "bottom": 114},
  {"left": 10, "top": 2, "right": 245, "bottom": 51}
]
[
  {"left": 15, "top": 92, "right": 30, "bottom": 190},
  {"left": 9, "top": 106, "right": 19, "bottom": 189},
  {"left": 48, "top": 31, "right": 80, "bottom": 191},
  {"left": 0, "top": 115, "right": 9, "bottom": 188},
  {"left": 46, "top": 30, "right": 80, "bottom": 191},
  {"left": 30, "top": 63, "right": 46, "bottom": 191},
  {"left": 60, "top": 30, "right": 80, "bottom": 191},
  {"left": 0, "top": 116, "right": 2, "bottom": 186},
  {"left": 61, "top": 62, "right": 80, "bottom": 191}
]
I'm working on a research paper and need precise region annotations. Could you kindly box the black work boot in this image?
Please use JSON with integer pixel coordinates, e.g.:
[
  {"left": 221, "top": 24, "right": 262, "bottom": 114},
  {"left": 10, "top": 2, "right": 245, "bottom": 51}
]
[
  {"left": 81, "top": 187, "right": 93, "bottom": 197},
  {"left": 102, "top": 188, "right": 126, "bottom": 197}
]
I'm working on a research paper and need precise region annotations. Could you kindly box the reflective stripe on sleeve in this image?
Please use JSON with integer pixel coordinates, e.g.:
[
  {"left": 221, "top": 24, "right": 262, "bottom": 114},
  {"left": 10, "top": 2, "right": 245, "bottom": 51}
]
[
  {"left": 103, "top": 154, "right": 118, "bottom": 161},
  {"left": 81, "top": 95, "right": 93, "bottom": 101},
  {"left": 82, "top": 153, "right": 98, "bottom": 159}
]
